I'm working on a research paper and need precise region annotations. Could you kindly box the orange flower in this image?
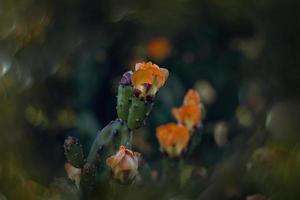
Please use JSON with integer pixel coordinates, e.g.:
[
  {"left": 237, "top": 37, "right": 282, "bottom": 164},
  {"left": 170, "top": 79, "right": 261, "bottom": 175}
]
[
  {"left": 146, "top": 37, "right": 171, "bottom": 61},
  {"left": 156, "top": 123, "right": 190, "bottom": 157},
  {"left": 184, "top": 89, "right": 201, "bottom": 105},
  {"left": 106, "top": 145, "right": 140, "bottom": 183},
  {"left": 131, "top": 62, "right": 169, "bottom": 99},
  {"left": 65, "top": 163, "right": 81, "bottom": 188},
  {"left": 172, "top": 104, "right": 201, "bottom": 131}
]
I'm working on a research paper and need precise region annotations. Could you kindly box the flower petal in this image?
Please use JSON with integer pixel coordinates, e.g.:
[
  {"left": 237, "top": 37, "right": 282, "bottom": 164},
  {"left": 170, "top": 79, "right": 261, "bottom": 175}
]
[
  {"left": 184, "top": 89, "right": 201, "bottom": 105},
  {"left": 156, "top": 123, "right": 190, "bottom": 157},
  {"left": 132, "top": 69, "right": 154, "bottom": 89}
]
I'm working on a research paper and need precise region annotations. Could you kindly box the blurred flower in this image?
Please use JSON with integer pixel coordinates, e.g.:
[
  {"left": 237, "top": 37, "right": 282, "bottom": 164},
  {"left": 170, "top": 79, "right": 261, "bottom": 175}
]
[
  {"left": 156, "top": 123, "right": 190, "bottom": 157},
  {"left": 106, "top": 145, "right": 140, "bottom": 183},
  {"left": 183, "top": 89, "right": 201, "bottom": 105},
  {"left": 172, "top": 89, "right": 202, "bottom": 131},
  {"left": 131, "top": 62, "right": 169, "bottom": 99},
  {"left": 172, "top": 105, "right": 201, "bottom": 131},
  {"left": 64, "top": 163, "right": 81, "bottom": 189},
  {"left": 146, "top": 37, "right": 171, "bottom": 61},
  {"left": 213, "top": 121, "right": 229, "bottom": 147},
  {"left": 194, "top": 80, "right": 216, "bottom": 105}
]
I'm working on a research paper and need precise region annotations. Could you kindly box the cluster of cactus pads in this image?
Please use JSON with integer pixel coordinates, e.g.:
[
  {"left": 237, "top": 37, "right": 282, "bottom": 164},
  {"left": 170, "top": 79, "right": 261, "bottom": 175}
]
[{"left": 63, "top": 62, "right": 168, "bottom": 193}]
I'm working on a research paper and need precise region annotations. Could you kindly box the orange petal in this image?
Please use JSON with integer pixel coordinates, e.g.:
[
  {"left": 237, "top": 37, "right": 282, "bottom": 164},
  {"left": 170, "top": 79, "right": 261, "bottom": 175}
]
[
  {"left": 132, "top": 69, "right": 154, "bottom": 88},
  {"left": 154, "top": 67, "right": 169, "bottom": 88},
  {"left": 172, "top": 105, "right": 201, "bottom": 128},
  {"left": 107, "top": 147, "right": 126, "bottom": 168},
  {"left": 184, "top": 89, "right": 201, "bottom": 105},
  {"left": 65, "top": 163, "right": 81, "bottom": 180},
  {"left": 156, "top": 123, "right": 190, "bottom": 156}
]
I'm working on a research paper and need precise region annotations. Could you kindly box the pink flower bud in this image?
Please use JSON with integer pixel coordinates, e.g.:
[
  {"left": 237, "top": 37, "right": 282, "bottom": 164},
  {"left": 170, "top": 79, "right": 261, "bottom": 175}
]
[{"left": 106, "top": 145, "right": 140, "bottom": 183}]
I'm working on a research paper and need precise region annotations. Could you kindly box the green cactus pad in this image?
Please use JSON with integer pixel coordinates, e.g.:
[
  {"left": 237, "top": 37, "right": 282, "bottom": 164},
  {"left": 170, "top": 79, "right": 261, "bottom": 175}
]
[
  {"left": 87, "top": 119, "right": 131, "bottom": 164},
  {"left": 81, "top": 163, "right": 97, "bottom": 192},
  {"left": 127, "top": 96, "right": 154, "bottom": 130},
  {"left": 116, "top": 85, "right": 133, "bottom": 121},
  {"left": 63, "top": 136, "right": 85, "bottom": 168}
]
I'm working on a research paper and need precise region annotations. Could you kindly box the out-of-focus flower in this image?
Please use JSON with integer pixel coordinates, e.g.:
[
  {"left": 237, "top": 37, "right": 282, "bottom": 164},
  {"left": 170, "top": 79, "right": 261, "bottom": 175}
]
[
  {"left": 213, "top": 121, "right": 229, "bottom": 147},
  {"left": 183, "top": 89, "right": 201, "bottom": 105},
  {"left": 146, "top": 37, "right": 171, "bottom": 61},
  {"left": 156, "top": 123, "right": 190, "bottom": 157},
  {"left": 194, "top": 80, "right": 216, "bottom": 105},
  {"left": 106, "top": 145, "right": 140, "bottom": 183},
  {"left": 65, "top": 163, "right": 81, "bottom": 189},
  {"left": 131, "top": 62, "right": 169, "bottom": 99},
  {"left": 172, "top": 89, "right": 202, "bottom": 131},
  {"left": 172, "top": 105, "right": 201, "bottom": 131}
]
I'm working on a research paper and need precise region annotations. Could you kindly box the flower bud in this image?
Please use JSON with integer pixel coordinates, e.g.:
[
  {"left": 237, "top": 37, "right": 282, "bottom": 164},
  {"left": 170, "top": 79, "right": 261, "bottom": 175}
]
[
  {"left": 119, "top": 71, "right": 133, "bottom": 86},
  {"left": 106, "top": 145, "right": 140, "bottom": 183}
]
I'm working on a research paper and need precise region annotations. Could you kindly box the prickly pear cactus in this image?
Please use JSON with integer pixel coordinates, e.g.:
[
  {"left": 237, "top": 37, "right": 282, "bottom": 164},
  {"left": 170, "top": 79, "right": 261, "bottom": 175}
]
[
  {"left": 87, "top": 119, "right": 131, "bottom": 164},
  {"left": 64, "top": 136, "right": 85, "bottom": 168},
  {"left": 127, "top": 96, "right": 153, "bottom": 130},
  {"left": 63, "top": 62, "right": 169, "bottom": 194},
  {"left": 116, "top": 85, "right": 133, "bottom": 121}
]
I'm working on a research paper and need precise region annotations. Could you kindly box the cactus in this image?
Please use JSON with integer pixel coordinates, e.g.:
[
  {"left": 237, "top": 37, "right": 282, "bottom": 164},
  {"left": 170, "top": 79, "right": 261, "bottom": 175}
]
[
  {"left": 63, "top": 62, "right": 169, "bottom": 194},
  {"left": 81, "top": 163, "right": 97, "bottom": 192},
  {"left": 116, "top": 85, "right": 133, "bottom": 121},
  {"left": 87, "top": 119, "right": 131, "bottom": 165},
  {"left": 127, "top": 96, "right": 153, "bottom": 130},
  {"left": 64, "top": 136, "right": 85, "bottom": 168}
]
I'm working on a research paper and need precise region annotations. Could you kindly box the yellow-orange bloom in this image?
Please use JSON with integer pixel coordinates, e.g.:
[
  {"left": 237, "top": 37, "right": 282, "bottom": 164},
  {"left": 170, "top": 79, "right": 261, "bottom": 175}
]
[
  {"left": 172, "top": 104, "right": 201, "bottom": 131},
  {"left": 131, "top": 62, "right": 169, "bottom": 98},
  {"left": 106, "top": 145, "right": 140, "bottom": 183},
  {"left": 146, "top": 37, "right": 171, "bottom": 61},
  {"left": 156, "top": 123, "right": 190, "bottom": 157},
  {"left": 184, "top": 89, "right": 201, "bottom": 105}
]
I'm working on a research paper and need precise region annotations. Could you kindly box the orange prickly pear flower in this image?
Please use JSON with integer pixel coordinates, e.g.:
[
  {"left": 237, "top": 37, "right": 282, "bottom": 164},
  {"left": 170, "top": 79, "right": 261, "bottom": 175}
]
[
  {"left": 156, "top": 123, "right": 190, "bottom": 157},
  {"left": 146, "top": 37, "right": 171, "bottom": 61},
  {"left": 106, "top": 145, "right": 140, "bottom": 183},
  {"left": 131, "top": 62, "right": 169, "bottom": 100},
  {"left": 172, "top": 104, "right": 201, "bottom": 131},
  {"left": 172, "top": 89, "right": 202, "bottom": 131},
  {"left": 184, "top": 89, "right": 201, "bottom": 105}
]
